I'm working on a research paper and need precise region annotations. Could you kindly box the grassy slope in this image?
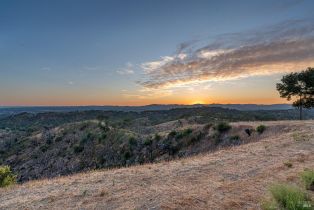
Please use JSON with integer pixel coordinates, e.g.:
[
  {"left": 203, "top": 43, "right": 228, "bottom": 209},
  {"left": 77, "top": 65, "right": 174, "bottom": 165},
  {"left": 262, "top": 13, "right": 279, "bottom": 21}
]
[{"left": 0, "top": 121, "right": 313, "bottom": 210}]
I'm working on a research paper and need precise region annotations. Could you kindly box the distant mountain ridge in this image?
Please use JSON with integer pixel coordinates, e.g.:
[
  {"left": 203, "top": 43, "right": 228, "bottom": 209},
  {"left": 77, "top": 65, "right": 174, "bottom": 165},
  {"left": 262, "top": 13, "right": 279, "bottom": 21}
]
[{"left": 0, "top": 104, "right": 294, "bottom": 117}]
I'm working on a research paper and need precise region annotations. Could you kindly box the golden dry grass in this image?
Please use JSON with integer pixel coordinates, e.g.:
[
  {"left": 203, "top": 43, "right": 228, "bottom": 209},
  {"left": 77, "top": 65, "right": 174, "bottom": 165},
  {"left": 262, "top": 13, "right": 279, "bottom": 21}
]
[{"left": 0, "top": 120, "right": 313, "bottom": 210}]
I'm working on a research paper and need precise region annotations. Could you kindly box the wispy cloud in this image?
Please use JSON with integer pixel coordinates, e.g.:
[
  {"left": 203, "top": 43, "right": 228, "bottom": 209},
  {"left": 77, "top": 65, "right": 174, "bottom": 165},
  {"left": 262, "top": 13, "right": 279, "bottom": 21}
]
[
  {"left": 139, "top": 19, "right": 314, "bottom": 89},
  {"left": 117, "top": 62, "right": 135, "bottom": 75}
]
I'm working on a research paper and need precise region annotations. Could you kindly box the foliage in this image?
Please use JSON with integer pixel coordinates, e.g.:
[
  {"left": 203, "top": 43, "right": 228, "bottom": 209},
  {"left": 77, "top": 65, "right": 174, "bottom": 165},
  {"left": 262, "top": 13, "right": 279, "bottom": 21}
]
[
  {"left": 262, "top": 184, "right": 312, "bottom": 210},
  {"left": 172, "top": 128, "right": 193, "bottom": 140},
  {"left": 188, "top": 131, "right": 204, "bottom": 145},
  {"left": 154, "top": 134, "right": 161, "bottom": 141},
  {"left": 73, "top": 144, "right": 84, "bottom": 153},
  {"left": 123, "top": 150, "right": 132, "bottom": 160},
  {"left": 256, "top": 125, "right": 266, "bottom": 134},
  {"left": 245, "top": 128, "right": 253, "bottom": 136},
  {"left": 0, "top": 165, "right": 16, "bottom": 188},
  {"left": 214, "top": 122, "right": 231, "bottom": 133},
  {"left": 230, "top": 135, "right": 240, "bottom": 141},
  {"left": 2, "top": 106, "right": 314, "bottom": 183},
  {"left": 168, "top": 130, "right": 177, "bottom": 138},
  {"left": 98, "top": 133, "right": 107, "bottom": 144},
  {"left": 128, "top": 137, "right": 137, "bottom": 146},
  {"left": 212, "top": 131, "right": 221, "bottom": 145},
  {"left": 143, "top": 138, "right": 153, "bottom": 146},
  {"left": 40, "top": 144, "right": 49, "bottom": 153},
  {"left": 300, "top": 170, "right": 314, "bottom": 191},
  {"left": 80, "top": 132, "right": 93, "bottom": 144},
  {"left": 276, "top": 67, "right": 314, "bottom": 120},
  {"left": 182, "top": 128, "right": 193, "bottom": 136}
]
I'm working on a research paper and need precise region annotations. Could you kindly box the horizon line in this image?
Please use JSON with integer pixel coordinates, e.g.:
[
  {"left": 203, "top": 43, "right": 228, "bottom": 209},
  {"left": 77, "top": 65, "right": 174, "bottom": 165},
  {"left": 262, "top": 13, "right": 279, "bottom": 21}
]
[{"left": 0, "top": 103, "right": 292, "bottom": 108}]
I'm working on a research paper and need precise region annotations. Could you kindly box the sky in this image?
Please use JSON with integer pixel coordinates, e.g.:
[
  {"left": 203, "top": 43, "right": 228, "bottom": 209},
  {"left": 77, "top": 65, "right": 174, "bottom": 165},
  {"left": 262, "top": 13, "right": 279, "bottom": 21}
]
[{"left": 1, "top": 0, "right": 314, "bottom": 106}]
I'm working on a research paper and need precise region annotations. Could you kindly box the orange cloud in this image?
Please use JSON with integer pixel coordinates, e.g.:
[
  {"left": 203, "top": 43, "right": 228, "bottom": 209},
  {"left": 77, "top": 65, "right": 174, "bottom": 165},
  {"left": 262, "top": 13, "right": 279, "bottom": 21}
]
[{"left": 139, "top": 19, "right": 314, "bottom": 89}]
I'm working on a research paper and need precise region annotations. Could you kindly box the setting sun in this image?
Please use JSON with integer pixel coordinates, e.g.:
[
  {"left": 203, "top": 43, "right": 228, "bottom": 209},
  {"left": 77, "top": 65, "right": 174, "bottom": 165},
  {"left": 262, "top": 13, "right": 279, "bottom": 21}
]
[{"left": 190, "top": 100, "right": 206, "bottom": 105}]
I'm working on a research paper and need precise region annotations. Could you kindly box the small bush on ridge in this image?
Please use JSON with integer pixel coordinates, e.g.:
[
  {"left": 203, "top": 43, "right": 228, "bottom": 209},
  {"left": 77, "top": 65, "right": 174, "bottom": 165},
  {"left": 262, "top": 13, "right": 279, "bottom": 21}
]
[
  {"left": 256, "top": 125, "right": 266, "bottom": 134},
  {"left": 0, "top": 165, "right": 16, "bottom": 188},
  {"left": 168, "top": 130, "right": 177, "bottom": 138},
  {"left": 214, "top": 122, "right": 231, "bottom": 133}
]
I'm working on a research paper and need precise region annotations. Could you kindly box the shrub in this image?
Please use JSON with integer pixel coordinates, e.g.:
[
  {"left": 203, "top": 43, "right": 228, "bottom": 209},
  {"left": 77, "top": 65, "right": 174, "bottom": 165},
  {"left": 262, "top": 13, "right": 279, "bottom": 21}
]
[
  {"left": 256, "top": 125, "right": 266, "bottom": 134},
  {"left": 212, "top": 131, "right": 221, "bottom": 145},
  {"left": 144, "top": 138, "right": 153, "bottom": 146},
  {"left": 188, "top": 131, "right": 204, "bottom": 145},
  {"left": 168, "top": 130, "right": 177, "bottom": 138},
  {"left": 0, "top": 165, "right": 16, "bottom": 188},
  {"left": 80, "top": 123, "right": 88, "bottom": 131},
  {"left": 154, "top": 134, "right": 161, "bottom": 141},
  {"left": 55, "top": 136, "right": 62, "bottom": 142},
  {"left": 98, "top": 133, "right": 107, "bottom": 144},
  {"left": 183, "top": 128, "right": 193, "bottom": 136},
  {"left": 262, "top": 184, "right": 312, "bottom": 210},
  {"left": 175, "top": 132, "right": 184, "bottom": 140},
  {"left": 40, "top": 144, "right": 49, "bottom": 153},
  {"left": 174, "top": 128, "right": 193, "bottom": 140},
  {"left": 80, "top": 132, "right": 93, "bottom": 144},
  {"left": 214, "top": 122, "right": 231, "bottom": 133},
  {"left": 73, "top": 144, "right": 84, "bottom": 153},
  {"left": 245, "top": 128, "right": 253, "bottom": 136},
  {"left": 230, "top": 135, "right": 240, "bottom": 141},
  {"left": 128, "top": 137, "right": 137, "bottom": 146},
  {"left": 46, "top": 137, "right": 53, "bottom": 145},
  {"left": 300, "top": 170, "right": 314, "bottom": 191},
  {"left": 123, "top": 150, "right": 132, "bottom": 160},
  {"left": 284, "top": 161, "right": 293, "bottom": 168}
]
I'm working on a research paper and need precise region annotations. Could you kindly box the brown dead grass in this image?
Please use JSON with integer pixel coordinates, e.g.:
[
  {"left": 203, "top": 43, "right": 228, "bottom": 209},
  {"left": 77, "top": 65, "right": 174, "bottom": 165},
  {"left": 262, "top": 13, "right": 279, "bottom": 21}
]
[{"left": 0, "top": 120, "right": 313, "bottom": 210}]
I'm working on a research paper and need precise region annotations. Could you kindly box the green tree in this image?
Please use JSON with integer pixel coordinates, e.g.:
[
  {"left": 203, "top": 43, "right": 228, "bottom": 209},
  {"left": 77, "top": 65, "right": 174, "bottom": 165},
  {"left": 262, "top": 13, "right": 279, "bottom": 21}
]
[{"left": 276, "top": 67, "right": 314, "bottom": 120}]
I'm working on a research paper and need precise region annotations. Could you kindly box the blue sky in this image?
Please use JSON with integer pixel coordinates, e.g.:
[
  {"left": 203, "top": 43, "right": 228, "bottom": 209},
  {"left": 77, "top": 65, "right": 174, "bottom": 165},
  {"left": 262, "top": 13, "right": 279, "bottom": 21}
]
[{"left": 1, "top": 0, "right": 314, "bottom": 105}]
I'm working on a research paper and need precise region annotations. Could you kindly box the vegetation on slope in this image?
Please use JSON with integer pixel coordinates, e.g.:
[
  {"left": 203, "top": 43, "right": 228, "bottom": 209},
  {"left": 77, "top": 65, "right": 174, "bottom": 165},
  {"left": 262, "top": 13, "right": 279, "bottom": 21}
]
[
  {"left": 0, "top": 166, "right": 16, "bottom": 188},
  {"left": 0, "top": 115, "right": 274, "bottom": 182},
  {"left": 0, "top": 120, "right": 313, "bottom": 210},
  {"left": 1, "top": 107, "right": 313, "bottom": 182}
]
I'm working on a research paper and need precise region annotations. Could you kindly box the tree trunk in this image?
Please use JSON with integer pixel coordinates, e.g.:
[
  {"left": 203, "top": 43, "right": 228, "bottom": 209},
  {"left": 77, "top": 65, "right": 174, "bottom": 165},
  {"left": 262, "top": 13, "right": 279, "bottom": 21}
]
[{"left": 300, "top": 95, "right": 303, "bottom": 120}]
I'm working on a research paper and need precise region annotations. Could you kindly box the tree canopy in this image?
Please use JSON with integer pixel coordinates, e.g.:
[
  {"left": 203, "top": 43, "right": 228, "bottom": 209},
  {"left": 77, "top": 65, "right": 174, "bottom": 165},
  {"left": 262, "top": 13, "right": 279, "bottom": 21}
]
[{"left": 276, "top": 67, "right": 314, "bottom": 120}]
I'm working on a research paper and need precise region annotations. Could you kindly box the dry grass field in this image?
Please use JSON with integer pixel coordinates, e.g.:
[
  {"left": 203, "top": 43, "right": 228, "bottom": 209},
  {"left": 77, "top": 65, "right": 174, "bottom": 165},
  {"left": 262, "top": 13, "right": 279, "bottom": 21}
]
[{"left": 0, "top": 120, "right": 313, "bottom": 210}]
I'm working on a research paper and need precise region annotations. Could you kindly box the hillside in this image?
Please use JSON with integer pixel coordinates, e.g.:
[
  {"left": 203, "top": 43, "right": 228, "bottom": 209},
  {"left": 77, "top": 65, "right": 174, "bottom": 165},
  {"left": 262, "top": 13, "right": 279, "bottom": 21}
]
[
  {"left": 0, "top": 120, "right": 313, "bottom": 210},
  {"left": 2, "top": 107, "right": 314, "bottom": 182}
]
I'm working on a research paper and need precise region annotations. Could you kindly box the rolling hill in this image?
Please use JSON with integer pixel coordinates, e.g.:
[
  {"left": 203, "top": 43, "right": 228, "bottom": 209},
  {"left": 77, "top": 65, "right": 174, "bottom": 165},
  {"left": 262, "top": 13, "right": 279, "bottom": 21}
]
[{"left": 0, "top": 120, "right": 313, "bottom": 210}]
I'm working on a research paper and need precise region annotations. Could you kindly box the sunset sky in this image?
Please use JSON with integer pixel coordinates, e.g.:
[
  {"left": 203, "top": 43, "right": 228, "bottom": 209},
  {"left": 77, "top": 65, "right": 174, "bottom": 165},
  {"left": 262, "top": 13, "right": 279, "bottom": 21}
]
[{"left": 1, "top": 0, "right": 314, "bottom": 106}]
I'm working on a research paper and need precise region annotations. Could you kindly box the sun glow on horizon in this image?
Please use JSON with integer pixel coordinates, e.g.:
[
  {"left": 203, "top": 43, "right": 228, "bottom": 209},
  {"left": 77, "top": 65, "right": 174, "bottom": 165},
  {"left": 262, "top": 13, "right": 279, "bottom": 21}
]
[{"left": 190, "top": 100, "right": 206, "bottom": 105}]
